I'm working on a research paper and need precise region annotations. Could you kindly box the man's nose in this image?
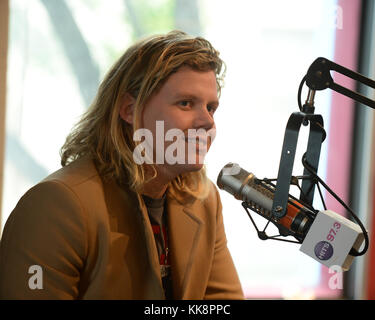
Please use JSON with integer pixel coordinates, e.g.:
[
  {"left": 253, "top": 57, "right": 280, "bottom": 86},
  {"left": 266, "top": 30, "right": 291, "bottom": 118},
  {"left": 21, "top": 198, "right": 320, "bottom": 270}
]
[{"left": 193, "top": 106, "right": 215, "bottom": 130}]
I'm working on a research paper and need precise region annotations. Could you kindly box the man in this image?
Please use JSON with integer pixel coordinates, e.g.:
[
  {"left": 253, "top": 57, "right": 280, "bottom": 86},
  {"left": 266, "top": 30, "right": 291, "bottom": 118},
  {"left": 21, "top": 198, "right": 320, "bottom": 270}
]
[{"left": 0, "top": 30, "right": 244, "bottom": 299}]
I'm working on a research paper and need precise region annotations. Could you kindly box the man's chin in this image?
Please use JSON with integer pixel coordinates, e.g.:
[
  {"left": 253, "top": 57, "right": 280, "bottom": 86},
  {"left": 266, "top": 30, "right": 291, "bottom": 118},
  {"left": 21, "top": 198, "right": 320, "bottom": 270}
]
[
  {"left": 172, "top": 161, "right": 205, "bottom": 175},
  {"left": 186, "top": 162, "right": 205, "bottom": 172}
]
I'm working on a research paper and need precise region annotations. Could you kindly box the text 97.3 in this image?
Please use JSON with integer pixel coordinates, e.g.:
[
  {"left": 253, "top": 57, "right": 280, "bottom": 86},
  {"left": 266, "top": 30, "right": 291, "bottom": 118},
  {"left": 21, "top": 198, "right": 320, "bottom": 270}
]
[{"left": 327, "top": 222, "right": 341, "bottom": 242}]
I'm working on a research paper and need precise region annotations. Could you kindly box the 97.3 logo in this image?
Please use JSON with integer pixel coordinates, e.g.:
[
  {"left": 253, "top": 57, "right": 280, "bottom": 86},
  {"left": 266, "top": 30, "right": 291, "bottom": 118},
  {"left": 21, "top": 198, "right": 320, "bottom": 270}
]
[{"left": 314, "top": 222, "right": 341, "bottom": 260}]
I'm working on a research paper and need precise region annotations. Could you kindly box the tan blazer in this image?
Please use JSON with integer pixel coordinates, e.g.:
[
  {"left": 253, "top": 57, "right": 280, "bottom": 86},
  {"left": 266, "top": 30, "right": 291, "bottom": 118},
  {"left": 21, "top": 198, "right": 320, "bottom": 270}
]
[{"left": 0, "top": 157, "right": 244, "bottom": 300}]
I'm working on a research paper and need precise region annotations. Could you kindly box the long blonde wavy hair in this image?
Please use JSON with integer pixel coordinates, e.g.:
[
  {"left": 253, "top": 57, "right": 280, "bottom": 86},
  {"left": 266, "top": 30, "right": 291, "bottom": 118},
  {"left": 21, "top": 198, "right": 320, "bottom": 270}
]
[{"left": 60, "top": 30, "right": 225, "bottom": 201}]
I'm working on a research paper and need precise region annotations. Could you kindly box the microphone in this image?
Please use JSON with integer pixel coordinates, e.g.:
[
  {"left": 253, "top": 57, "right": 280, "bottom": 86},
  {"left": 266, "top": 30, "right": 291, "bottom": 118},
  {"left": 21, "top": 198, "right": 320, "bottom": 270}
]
[
  {"left": 217, "top": 163, "right": 314, "bottom": 240},
  {"left": 217, "top": 163, "right": 365, "bottom": 271}
]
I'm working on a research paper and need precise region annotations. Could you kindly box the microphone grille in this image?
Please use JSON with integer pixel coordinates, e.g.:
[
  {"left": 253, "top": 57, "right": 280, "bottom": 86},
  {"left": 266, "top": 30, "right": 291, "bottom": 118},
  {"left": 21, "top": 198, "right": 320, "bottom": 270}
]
[{"left": 217, "top": 163, "right": 275, "bottom": 215}]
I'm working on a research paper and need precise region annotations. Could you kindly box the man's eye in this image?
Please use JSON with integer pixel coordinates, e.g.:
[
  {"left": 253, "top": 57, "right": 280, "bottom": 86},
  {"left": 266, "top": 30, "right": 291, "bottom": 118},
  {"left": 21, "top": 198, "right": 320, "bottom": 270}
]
[
  {"left": 207, "top": 105, "right": 217, "bottom": 114},
  {"left": 178, "top": 100, "right": 191, "bottom": 107}
]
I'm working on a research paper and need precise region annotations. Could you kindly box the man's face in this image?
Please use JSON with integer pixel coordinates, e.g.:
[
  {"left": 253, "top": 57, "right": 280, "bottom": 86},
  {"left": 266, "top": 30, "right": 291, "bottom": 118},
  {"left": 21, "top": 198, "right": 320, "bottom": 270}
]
[{"left": 140, "top": 65, "right": 219, "bottom": 177}]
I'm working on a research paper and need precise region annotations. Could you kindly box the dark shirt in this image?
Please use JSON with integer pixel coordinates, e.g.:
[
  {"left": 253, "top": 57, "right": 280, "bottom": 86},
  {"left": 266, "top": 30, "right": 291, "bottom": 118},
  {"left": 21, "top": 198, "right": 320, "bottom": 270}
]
[{"left": 142, "top": 193, "right": 173, "bottom": 299}]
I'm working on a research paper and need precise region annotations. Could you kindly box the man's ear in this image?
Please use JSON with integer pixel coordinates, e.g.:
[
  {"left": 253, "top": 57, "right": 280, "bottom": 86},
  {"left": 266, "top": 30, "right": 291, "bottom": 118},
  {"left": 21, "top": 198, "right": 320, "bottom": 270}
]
[{"left": 119, "top": 93, "right": 136, "bottom": 125}]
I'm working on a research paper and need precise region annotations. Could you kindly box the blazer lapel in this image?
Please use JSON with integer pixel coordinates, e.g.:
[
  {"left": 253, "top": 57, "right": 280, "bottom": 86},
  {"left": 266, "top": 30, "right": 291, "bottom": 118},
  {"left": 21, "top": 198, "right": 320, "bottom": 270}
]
[
  {"left": 102, "top": 178, "right": 165, "bottom": 299},
  {"left": 167, "top": 198, "right": 203, "bottom": 299}
]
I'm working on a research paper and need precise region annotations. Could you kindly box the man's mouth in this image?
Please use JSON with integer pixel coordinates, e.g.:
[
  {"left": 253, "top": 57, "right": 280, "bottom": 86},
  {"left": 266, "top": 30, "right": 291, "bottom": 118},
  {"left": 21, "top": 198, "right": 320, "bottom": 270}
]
[{"left": 185, "top": 137, "right": 208, "bottom": 148}]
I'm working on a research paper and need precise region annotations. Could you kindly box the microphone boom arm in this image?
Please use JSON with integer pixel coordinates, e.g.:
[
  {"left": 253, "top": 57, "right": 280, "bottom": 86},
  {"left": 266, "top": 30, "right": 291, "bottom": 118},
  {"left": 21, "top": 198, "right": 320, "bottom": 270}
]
[
  {"left": 273, "top": 57, "right": 375, "bottom": 220},
  {"left": 305, "top": 57, "right": 375, "bottom": 109}
]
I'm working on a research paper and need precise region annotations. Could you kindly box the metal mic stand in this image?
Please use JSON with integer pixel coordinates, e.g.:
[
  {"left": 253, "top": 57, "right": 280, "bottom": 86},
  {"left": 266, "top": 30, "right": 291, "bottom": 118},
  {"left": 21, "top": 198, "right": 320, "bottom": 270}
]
[
  {"left": 252, "top": 57, "right": 375, "bottom": 255},
  {"left": 273, "top": 57, "right": 375, "bottom": 219}
]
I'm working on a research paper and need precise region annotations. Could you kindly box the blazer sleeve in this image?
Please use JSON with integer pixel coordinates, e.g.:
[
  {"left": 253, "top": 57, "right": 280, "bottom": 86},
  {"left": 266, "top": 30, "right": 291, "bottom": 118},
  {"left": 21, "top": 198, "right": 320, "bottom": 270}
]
[
  {"left": 204, "top": 184, "right": 244, "bottom": 300},
  {"left": 0, "top": 180, "right": 87, "bottom": 299}
]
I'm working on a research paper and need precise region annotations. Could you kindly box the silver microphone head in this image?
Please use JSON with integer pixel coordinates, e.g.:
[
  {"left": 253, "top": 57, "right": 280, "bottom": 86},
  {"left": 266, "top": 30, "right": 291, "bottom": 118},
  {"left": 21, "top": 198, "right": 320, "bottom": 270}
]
[{"left": 217, "top": 163, "right": 274, "bottom": 216}]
